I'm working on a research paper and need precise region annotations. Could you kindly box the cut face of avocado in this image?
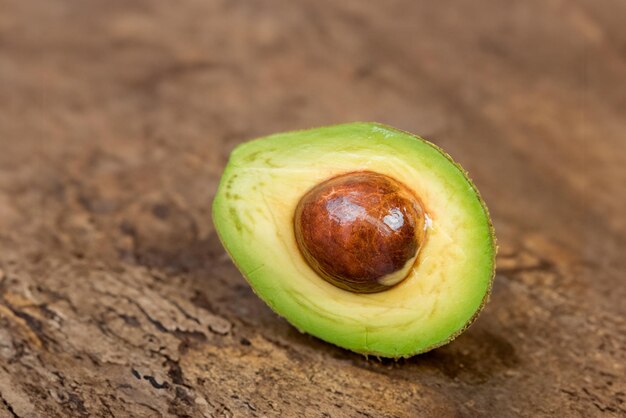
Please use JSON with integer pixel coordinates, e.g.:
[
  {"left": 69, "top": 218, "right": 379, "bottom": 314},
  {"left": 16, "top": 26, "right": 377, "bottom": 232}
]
[{"left": 212, "top": 122, "right": 496, "bottom": 358}]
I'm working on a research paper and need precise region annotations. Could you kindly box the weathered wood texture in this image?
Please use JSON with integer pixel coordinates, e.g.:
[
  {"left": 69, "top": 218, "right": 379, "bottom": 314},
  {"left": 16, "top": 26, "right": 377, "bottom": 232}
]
[{"left": 0, "top": 0, "right": 624, "bottom": 416}]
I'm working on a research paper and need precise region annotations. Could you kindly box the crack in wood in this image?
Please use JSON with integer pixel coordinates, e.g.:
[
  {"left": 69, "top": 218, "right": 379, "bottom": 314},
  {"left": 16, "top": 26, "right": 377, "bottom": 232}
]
[
  {"left": 142, "top": 375, "right": 169, "bottom": 390},
  {"left": 0, "top": 392, "right": 20, "bottom": 418}
]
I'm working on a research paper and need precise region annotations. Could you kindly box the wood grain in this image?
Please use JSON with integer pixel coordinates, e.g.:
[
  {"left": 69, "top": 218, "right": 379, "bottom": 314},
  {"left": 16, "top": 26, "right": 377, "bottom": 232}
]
[{"left": 0, "top": 0, "right": 624, "bottom": 416}]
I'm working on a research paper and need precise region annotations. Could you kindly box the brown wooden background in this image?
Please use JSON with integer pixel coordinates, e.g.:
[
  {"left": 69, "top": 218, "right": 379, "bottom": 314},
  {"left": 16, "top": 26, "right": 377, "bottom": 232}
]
[{"left": 0, "top": 0, "right": 624, "bottom": 416}]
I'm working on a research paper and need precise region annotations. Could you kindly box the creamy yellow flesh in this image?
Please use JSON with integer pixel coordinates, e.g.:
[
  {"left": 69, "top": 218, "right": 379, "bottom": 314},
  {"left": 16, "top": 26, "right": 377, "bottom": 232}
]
[{"left": 212, "top": 123, "right": 495, "bottom": 357}]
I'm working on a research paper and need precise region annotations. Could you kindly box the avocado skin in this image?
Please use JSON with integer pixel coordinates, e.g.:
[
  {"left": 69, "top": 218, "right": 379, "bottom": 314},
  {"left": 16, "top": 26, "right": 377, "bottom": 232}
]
[{"left": 212, "top": 122, "right": 496, "bottom": 358}]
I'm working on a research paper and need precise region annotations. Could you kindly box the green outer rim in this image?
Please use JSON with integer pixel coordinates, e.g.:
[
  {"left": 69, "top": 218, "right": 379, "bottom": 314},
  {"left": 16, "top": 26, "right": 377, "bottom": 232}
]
[{"left": 212, "top": 122, "right": 497, "bottom": 358}]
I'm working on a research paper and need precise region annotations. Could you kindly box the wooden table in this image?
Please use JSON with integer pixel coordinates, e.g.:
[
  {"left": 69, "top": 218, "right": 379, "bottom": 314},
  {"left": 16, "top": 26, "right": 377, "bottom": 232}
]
[{"left": 0, "top": 0, "right": 624, "bottom": 416}]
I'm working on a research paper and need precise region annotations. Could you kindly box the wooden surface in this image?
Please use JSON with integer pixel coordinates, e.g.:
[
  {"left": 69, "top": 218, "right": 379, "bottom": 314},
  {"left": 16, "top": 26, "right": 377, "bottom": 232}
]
[{"left": 0, "top": 0, "right": 624, "bottom": 416}]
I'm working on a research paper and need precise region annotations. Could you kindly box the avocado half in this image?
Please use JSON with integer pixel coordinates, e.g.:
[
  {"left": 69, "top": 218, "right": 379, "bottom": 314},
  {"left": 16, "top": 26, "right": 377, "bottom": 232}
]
[{"left": 212, "top": 122, "right": 496, "bottom": 358}]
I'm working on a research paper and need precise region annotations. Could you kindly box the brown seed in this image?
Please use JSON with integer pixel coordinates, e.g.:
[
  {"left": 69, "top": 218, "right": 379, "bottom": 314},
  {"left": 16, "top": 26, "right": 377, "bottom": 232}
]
[{"left": 294, "top": 171, "right": 426, "bottom": 293}]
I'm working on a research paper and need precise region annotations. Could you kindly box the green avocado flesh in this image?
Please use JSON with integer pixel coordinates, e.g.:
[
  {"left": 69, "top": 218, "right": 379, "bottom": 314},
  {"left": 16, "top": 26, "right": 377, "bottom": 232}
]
[{"left": 212, "top": 122, "right": 496, "bottom": 358}]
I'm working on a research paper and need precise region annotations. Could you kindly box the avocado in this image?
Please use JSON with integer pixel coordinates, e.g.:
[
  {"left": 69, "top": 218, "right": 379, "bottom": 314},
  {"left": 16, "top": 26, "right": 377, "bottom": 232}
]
[{"left": 212, "top": 122, "right": 496, "bottom": 358}]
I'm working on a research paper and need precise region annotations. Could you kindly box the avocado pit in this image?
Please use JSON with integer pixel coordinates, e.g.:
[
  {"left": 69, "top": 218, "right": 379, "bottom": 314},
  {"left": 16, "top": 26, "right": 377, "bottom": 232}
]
[{"left": 294, "top": 171, "right": 426, "bottom": 293}]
